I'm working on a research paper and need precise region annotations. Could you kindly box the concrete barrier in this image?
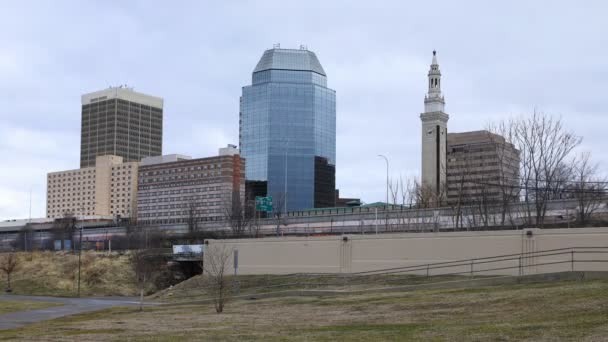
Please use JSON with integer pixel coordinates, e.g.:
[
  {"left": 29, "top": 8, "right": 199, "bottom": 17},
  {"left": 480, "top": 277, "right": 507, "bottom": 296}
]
[{"left": 207, "top": 227, "right": 608, "bottom": 276}]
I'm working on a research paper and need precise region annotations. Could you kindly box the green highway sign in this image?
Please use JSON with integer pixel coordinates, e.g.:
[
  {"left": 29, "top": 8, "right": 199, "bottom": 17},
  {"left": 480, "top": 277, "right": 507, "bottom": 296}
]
[{"left": 255, "top": 196, "right": 273, "bottom": 212}]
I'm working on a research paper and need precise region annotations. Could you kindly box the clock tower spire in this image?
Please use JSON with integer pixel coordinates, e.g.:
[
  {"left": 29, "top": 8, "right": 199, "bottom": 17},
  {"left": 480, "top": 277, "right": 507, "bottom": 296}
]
[{"left": 420, "top": 50, "right": 449, "bottom": 203}]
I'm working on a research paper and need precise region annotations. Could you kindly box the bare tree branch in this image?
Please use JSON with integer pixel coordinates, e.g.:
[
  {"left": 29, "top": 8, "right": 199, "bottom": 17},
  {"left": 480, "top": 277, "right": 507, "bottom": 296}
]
[
  {"left": 0, "top": 253, "right": 18, "bottom": 292},
  {"left": 201, "top": 244, "right": 233, "bottom": 313}
]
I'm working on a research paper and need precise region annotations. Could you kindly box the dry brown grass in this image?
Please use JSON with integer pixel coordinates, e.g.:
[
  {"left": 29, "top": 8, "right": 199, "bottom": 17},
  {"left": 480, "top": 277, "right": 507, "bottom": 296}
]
[
  {"left": 1, "top": 279, "right": 607, "bottom": 341},
  {"left": 151, "top": 272, "right": 470, "bottom": 303},
  {"left": 0, "top": 251, "right": 136, "bottom": 296}
]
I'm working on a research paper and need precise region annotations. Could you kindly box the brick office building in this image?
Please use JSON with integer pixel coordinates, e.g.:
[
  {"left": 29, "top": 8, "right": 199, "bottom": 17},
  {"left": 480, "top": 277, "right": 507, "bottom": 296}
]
[
  {"left": 446, "top": 130, "right": 520, "bottom": 204},
  {"left": 136, "top": 148, "right": 245, "bottom": 225}
]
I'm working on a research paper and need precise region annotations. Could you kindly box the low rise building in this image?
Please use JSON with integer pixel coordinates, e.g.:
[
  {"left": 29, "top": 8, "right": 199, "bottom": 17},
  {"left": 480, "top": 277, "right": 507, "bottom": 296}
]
[
  {"left": 446, "top": 130, "right": 520, "bottom": 204},
  {"left": 46, "top": 155, "right": 139, "bottom": 218},
  {"left": 136, "top": 149, "right": 245, "bottom": 226}
]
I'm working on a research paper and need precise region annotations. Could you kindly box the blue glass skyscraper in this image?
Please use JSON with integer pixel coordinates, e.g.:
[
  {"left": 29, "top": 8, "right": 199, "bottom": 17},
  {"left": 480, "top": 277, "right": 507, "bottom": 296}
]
[{"left": 240, "top": 47, "right": 336, "bottom": 212}]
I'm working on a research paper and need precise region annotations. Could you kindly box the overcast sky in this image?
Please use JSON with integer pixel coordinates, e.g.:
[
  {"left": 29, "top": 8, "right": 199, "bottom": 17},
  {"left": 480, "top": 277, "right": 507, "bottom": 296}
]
[{"left": 1, "top": 1, "right": 607, "bottom": 220}]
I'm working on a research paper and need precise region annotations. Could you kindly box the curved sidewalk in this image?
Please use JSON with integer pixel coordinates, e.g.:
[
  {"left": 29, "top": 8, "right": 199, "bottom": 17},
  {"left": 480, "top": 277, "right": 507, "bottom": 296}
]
[{"left": 0, "top": 295, "right": 158, "bottom": 329}]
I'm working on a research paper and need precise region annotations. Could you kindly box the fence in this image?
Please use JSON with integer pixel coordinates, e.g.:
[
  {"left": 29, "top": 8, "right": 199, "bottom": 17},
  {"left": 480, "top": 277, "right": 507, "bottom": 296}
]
[
  {"left": 164, "top": 246, "right": 608, "bottom": 304},
  {"left": 342, "top": 246, "right": 608, "bottom": 278}
]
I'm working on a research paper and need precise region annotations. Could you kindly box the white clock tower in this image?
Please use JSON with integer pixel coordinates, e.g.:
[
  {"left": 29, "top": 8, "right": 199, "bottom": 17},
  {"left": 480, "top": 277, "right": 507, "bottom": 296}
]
[{"left": 420, "top": 50, "right": 449, "bottom": 201}]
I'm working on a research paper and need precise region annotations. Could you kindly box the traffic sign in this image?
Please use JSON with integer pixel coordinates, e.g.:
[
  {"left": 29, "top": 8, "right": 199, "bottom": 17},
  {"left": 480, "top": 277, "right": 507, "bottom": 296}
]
[{"left": 255, "top": 196, "right": 273, "bottom": 212}]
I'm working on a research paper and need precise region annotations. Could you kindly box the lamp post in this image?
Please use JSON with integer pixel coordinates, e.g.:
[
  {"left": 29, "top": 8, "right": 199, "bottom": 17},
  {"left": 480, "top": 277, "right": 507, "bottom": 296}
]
[
  {"left": 378, "top": 155, "right": 389, "bottom": 232},
  {"left": 284, "top": 139, "right": 290, "bottom": 214},
  {"left": 377, "top": 155, "right": 389, "bottom": 206},
  {"left": 77, "top": 220, "right": 82, "bottom": 297},
  {"left": 76, "top": 207, "right": 84, "bottom": 297}
]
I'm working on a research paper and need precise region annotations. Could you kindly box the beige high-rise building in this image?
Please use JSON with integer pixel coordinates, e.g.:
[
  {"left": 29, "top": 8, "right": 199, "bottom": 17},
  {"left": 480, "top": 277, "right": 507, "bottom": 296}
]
[
  {"left": 446, "top": 130, "right": 520, "bottom": 204},
  {"left": 420, "top": 51, "right": 449, "bottom": 200},
  {"left": 46, "top": 155, "right": 138, "bottom": 219},
  {"left": 80, "top": 87, "right": 163, "bottom": 168}
]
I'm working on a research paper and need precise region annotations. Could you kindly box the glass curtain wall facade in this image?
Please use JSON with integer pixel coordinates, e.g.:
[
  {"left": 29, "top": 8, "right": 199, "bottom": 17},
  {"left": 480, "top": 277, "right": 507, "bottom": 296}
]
[{"left": 240, "top": 48, "right": 336, "bottom": 212}]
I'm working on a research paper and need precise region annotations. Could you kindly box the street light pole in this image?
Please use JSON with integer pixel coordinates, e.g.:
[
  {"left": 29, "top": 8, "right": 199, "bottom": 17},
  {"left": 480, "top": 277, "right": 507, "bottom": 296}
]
[
  {"left": 377, "top": 155, "right": 389, "bottom": 206},
  {"left": 77, "top": 222, "right": 82, "bottom": 297},
  {"left": 378, "top": 155, "right": 389, "bottom": 232},
  {"left": 284, "top": 139, "right": 290, "bottom": 214},
  {"left": 76, "top": 208, "right": 84, "bottom": 297}
]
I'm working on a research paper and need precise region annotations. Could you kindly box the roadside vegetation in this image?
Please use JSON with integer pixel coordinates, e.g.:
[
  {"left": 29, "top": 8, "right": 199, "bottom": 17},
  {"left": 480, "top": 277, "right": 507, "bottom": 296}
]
[
  {"left": 0, "top": 251, "right": 137, "bottom": 297},
  {"left": 1, "top": 279, "right": 607, "bottom": 341}
]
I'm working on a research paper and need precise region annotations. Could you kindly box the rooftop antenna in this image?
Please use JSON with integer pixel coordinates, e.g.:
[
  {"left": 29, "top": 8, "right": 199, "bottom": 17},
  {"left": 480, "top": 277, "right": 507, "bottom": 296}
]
[
  {"left": 273, "top": 43, "right": 281, "bottom": 49},
  {"left": 300, "top": 44, "right": 307, "bottom": 50}
]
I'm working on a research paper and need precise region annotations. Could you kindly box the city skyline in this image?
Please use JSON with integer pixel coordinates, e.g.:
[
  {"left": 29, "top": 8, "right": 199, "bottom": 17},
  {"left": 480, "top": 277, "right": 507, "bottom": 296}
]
[{"left": 2, "top": 1, "right": 607, "bottom": 220}]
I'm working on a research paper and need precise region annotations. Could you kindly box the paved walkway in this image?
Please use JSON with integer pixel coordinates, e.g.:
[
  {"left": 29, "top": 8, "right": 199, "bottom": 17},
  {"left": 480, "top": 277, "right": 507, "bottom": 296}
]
[{"left": 0, "top": 294, "right": 158, "bottom": 329}]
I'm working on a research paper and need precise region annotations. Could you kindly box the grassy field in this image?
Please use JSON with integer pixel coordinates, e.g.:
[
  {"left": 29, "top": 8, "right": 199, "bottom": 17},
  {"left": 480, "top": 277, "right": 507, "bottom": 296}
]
[
  {"left": 1, "top": 251, "right": 137, "bottom": 297},
  {"left": 1, "top": 279, "right": 607, "bottom": 341},
  {"left": 0, "top": 300, "right": 62, "bottom": 315},
  {"left": 151, "top": 272, "right": 473, "bottom": 303}
]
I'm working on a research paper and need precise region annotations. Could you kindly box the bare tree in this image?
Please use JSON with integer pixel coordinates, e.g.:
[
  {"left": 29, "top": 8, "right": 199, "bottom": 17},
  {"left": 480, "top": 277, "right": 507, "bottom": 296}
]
[
  {"left": 387, "top": 176, "right": 417, "bottom": 232},
  {"left": 130, "top": 248, "right": 156, "bottom": 311},
  {"left": 389, "top": 177, "right": 399, "bottom": 206},
  {"left": 202, "top": 244, "right": 233, "bottom": 313},
  {"left": 411, "top": 180, "right": 447, "bottom": 231},
  {"left": 486, "top": 124, "right": 522, "bottom": 228},
  {"left": 388, "top": 177, "right": 400, "bottom": 232},
  {"left": 471, "top": 179, "right": 492, "bottom": 230},
  {"left": 222, "top": 191, "right": 253, "bottom": 237},
  {"left": 414, "top": 181, "right": 437, "bottom": 209},
  {"left": 248, "top": 208, "right": 263, "bottom": 238},
  {"left": 570, "top": 152, "right": 607, "bottom": 225},
  {"left": 1, "top": 253, "right": 18, "bottom": 292},
  {"left": 272, "top": 193, "right": 288, "bottom": 237},
  {"left": 400, "top": 177, "right": 417, "bottom": 231},
  {"left": 446, "top": 149, "right": 475, "bottom": 231},
  {"left": 491, "top": 112, "right": 582, "bottom": 227},
  {"left": 186, "top": 200, "right": 200, "bottom": 234}
]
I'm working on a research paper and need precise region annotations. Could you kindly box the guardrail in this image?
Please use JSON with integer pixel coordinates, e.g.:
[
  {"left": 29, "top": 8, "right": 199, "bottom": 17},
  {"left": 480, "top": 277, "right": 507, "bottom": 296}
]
[
  {"left": 235, "top": 246, "right": 608, "bottom": 293},
  {"left": 344, "top": 246, "right": 608, "bottom": 279},
  {"left": 171, "top": 252, "right": 203, "bottom": 261}
]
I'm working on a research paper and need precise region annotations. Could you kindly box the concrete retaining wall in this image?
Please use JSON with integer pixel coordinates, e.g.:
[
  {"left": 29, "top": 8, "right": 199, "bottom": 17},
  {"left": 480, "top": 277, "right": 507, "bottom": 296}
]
[{"left": 207, "top": 228, "right": 608, "bottom": 276}]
